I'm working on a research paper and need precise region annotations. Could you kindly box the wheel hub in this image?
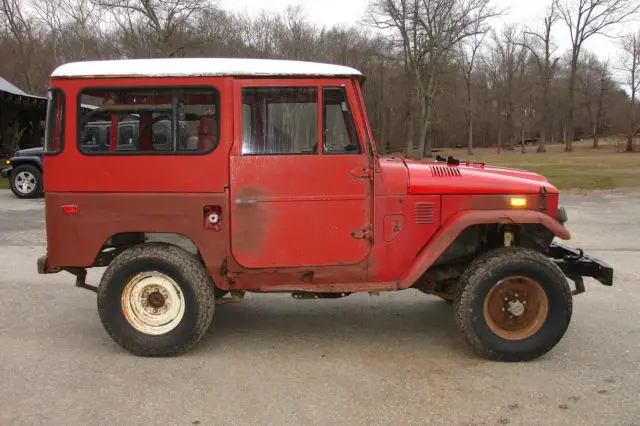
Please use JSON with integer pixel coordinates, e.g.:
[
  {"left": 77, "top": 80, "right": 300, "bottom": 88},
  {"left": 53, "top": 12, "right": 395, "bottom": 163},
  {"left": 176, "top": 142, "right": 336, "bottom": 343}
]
[
  {"left": 483, "top": 276, "right": 549, "bottom": 341},
  {"left": 147, "top": 291, "right": 166, "bottom": 309},
  {"left": 15, "top": 172, "right": 36, "bottom": 194},
  {"left": 121, "top": 272, "right": 185, "bottom": 335},
  {"left": 507, "top": 299, "right": 525, "bottom": 317}
]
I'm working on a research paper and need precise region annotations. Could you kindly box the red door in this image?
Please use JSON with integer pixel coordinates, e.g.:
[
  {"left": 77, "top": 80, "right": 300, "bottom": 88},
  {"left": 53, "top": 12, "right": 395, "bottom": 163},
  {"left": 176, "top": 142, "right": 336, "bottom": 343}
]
[{"left": 230, "top": 80, "right": 372, "bottom": 268}]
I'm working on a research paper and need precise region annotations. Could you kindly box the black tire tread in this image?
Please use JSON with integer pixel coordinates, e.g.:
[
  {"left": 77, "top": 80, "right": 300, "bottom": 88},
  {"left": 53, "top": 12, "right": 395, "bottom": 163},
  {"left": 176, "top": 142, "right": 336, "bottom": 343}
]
[
  {"left": 97, "top": 242, "right": 215, "bottom": 357},
  {"left": 454, "top": 247, "right": 572, "bottom": 362}
]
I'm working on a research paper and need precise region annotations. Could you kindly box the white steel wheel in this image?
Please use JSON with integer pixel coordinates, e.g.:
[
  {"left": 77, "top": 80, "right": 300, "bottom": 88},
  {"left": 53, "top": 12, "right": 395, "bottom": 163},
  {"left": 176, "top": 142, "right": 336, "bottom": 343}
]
[
  {"left": 97, "top": 243, "right": 215, "bottom": 357},
  {"left": 121, "top": 271, "right": 186, "bottom": 335}
]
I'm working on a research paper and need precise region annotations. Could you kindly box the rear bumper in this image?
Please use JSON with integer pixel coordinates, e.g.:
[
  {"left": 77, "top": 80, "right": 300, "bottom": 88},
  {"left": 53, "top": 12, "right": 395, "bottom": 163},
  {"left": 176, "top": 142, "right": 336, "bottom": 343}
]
[
  {"left": 548, "top": 242, "right": 614, "bottom": 294},
  {"left": 0, "top": 166, "right": 11, "bottom": 178}
]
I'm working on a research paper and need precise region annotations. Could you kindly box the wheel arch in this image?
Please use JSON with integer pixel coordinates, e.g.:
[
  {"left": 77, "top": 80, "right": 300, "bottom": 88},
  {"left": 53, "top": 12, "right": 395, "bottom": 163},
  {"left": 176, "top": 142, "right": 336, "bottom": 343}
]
[
  {"left": 92, "top": 232, "right": 202, "bottom": 268},
  {"left": 399, "top": 209, "right": 570, "bottom": 290}
]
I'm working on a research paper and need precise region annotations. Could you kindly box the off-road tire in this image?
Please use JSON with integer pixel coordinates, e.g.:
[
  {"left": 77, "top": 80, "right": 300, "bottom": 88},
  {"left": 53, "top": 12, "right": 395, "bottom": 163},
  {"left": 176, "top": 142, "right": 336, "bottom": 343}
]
[
  {"left": 454, "top": 247, "right": 572, "bottom": 362},
  {"left": 97, "top": 243, "right": 215, "bottom": 357},
  {"left": 9, "top": 164, "right": 43, "bottom": 199}
]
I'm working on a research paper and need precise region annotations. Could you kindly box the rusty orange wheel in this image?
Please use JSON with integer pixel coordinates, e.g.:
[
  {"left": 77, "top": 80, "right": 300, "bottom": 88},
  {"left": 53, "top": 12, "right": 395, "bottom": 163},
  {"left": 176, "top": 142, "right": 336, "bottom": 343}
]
[{"left": 483, "top": 276, "right": 549, "bottom": 341}]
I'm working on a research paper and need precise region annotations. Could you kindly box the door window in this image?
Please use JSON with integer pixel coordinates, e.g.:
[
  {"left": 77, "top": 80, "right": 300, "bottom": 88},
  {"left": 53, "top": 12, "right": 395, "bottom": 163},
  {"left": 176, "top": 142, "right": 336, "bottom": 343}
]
[
  {"left": 323, "top": 87, "right": 361, "bottom": 154},
  {"left": 241, "top": 87, "right": 318, "bottom": 155}
]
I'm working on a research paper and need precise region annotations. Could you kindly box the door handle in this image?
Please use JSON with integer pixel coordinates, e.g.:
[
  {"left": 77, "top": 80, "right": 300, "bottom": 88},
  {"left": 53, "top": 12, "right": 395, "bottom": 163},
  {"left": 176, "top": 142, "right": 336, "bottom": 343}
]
[{"left": 235, "top": 199, "right": 258, "bottom": 205}]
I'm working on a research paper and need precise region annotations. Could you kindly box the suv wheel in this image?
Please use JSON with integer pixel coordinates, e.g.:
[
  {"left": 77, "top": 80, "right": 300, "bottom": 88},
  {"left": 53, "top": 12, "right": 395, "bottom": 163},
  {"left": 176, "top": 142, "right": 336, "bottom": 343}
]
[
  {"left": 97, "top": 243, "right": 215, "bottom": 357},
  {"left": 9, "top": 164, "right": 43, "bottom": 199},
  {"left": 454, "top": 247, "right": 572, "bottom": 362}
]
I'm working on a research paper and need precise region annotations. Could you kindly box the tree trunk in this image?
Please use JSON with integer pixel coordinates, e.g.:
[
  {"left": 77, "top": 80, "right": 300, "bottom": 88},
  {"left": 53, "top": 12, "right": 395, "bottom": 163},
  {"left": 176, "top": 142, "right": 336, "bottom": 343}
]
[
  {"left": 405, "top": 108, "right": 414, "bottom": 157},
  {"left": 592, "top": 124, "right": 599, "bottom": 149},
  {"left": 416, "top": 116, "right": 429, "bottom": 160},
  {"left": 626, "top": 136, "right": 634, "bottom": 152},
  {"left": 497, "top": 125, "right": 502, "bottom": 154},
  {"left": 537, "top": 128, "right": 547, "bottom": 153},
  {"left": 565, "top": 55, "right": 578, "bottom": 152},
  {"left": 468, "top": 116, "right": 473, "bottom": 155}
]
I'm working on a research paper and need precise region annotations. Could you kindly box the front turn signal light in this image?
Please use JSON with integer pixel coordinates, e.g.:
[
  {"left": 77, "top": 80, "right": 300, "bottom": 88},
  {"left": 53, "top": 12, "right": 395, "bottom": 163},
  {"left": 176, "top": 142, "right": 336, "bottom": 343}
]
[{"left": 509, "top": 197, "right": 527, "bottom": 208}]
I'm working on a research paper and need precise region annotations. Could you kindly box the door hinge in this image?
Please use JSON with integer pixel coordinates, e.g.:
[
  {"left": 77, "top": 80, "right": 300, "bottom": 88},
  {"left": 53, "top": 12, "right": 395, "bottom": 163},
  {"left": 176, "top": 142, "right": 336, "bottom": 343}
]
[
  {"left": 351, "top": 224, "right": 373, "bottom": 240},
  {"left": 350, "top": 166, "right": 374, "bottom": 180}
]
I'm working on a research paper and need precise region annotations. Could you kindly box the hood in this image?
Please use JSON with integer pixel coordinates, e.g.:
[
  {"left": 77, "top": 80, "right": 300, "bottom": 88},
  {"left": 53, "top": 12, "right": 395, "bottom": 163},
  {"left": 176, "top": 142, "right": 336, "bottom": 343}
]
[
  {"left": 403, "top": 159, "right": 558, "bottom": 195},
  {"left": 14, "top": 147, "right": 43, "bottom": 157}
]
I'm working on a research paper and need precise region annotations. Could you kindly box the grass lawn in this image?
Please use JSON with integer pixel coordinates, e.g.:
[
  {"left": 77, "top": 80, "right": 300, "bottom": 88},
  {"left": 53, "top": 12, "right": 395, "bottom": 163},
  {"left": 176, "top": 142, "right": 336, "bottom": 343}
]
[
  {"left": 0, "top": 176, "right": 8, "bottom": 189},
  {"left": 430, "top": 138, "right": 640, "bottom": 190}
]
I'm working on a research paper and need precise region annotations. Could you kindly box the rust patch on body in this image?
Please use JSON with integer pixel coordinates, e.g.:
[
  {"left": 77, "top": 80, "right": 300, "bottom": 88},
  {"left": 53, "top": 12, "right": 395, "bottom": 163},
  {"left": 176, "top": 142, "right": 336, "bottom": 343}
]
[{"left": 231, "top": 186, "right": 271, "bottom": 258}]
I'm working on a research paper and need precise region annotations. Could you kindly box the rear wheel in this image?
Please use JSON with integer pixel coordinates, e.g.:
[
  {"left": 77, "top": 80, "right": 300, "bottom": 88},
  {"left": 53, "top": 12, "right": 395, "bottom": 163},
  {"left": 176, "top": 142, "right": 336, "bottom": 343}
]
[
  {"left": 454, "top": 247, "right": 572, "bottom": 362},
  {"left": 9, "top": 164, "right": 43, "bottom": 199},
  {"left": 97, "top": 243, "right": 215, "bottom": 357}
]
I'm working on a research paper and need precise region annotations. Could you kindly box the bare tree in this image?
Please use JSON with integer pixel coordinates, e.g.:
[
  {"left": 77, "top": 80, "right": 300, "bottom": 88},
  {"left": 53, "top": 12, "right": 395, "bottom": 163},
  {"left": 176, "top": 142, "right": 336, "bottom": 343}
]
[
  {"left": 519, "top": 2, "right": 560, "bottom": 152},
  {"left": 0, "top": 0, "right": 37, "bottom": 91},
  {"left": 457, "top": 31, "right": 487, "bottom": 155},
  {"left": 577, "top": 55, "right": 610, "bottom": 148},
  {"left": 368, "top": 0, "right": 501, "bottom": 159},
  {"left": 92, "top": 0, "right": 212, "bottom": 57},
  {"left": 555, "top": 0, "right": 640, "bottom": 151},
  {"left": 621, "top": 31, "right": 640, "bottom": 152},
  {"left": 485, "top": 26, "right": 529, "bottom": 151}
]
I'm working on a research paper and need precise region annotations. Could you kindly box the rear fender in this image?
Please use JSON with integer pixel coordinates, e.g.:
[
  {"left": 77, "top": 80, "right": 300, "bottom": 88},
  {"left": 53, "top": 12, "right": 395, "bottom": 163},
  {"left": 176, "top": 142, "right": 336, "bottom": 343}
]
[{"left": 397, "top": 210, "right": 570, "bottom": 289}]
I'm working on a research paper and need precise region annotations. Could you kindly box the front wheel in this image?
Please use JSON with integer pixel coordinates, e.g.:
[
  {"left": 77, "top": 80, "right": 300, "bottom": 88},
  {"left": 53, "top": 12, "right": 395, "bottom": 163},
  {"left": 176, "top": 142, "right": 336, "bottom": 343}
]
[
  {"left": 9, "top": 164, "right": 43, "bottom": 199},
  {"left": 454, "top": 247, "right": 572, "bottom": 362},
  {"left": 97, "top": 243, "right": 215, "bottom": 357}
]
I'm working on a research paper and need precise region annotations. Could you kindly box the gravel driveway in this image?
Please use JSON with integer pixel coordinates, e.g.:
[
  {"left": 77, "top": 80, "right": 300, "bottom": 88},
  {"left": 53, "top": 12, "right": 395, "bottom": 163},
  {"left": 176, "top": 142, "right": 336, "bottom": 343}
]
[{"left": 0, "top": 189, "right": 638, "bottom": 425}]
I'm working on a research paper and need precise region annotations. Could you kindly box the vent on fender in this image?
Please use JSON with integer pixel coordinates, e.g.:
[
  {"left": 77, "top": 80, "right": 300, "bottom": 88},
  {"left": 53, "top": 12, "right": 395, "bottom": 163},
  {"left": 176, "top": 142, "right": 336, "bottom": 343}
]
[
  {"left": 430, "top": 165, "right": 461, "bottom": 177},
  {"left": 415, "top": 202, "right": 435, "bottom": 225}
]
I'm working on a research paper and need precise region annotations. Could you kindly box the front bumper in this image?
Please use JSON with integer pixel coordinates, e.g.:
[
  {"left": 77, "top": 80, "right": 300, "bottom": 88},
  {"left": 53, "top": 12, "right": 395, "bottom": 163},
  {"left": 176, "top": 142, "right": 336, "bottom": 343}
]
[
  {"left": 0, "top": 166, "right": 11, "bottom": 178},
  {"left": 548, "top": 242, "right": 614, "bottom": 295}
]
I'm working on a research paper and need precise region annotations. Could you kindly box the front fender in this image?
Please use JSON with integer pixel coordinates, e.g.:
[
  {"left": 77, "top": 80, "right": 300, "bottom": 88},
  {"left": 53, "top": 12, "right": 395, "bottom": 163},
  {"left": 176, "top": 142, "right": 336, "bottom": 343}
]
[
  {"left": 397, "top": 209, "right": 570, "bottom": 289},
  {"left": 10, "top": 156, "right": 42, "bottom": 170}
]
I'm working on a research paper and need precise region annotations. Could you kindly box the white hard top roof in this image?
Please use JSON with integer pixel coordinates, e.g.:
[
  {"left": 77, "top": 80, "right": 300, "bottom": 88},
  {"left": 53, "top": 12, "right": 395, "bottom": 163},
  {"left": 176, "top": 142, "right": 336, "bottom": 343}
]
[{"left": 51, "top": 58, "right": 363, "bottom": 79}]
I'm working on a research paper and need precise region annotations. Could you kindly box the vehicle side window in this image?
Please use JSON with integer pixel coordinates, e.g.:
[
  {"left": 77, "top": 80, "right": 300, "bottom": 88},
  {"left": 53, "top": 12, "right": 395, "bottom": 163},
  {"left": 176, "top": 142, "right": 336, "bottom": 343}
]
[
  {"left": 241, "top": 87, "right": 318, "bottom": 155},
  {"left": 44, "top": 89, "right": 65, "bottom": 154},
  {"left": 323, "top": 87, "right": 361, "bottom": 154},
  {"left": 77, "top": 87, "right": 220, "bottom": 155},
  {"left": 80, "top": 126, "right": 99, "bottom": 147}
]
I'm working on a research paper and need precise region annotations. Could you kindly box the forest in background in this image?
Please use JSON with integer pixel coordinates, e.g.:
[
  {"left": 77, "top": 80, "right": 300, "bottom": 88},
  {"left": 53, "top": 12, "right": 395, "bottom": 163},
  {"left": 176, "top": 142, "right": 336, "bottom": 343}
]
[{"left": 2, "top": 0, "right": 640, "bottom": 158}]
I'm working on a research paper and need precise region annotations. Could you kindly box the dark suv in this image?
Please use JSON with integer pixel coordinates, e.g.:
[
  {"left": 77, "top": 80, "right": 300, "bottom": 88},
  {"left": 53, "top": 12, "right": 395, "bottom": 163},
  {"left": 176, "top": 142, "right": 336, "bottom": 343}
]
[{"left": 1, "top": 147, "right": 44, "bottom": 199}]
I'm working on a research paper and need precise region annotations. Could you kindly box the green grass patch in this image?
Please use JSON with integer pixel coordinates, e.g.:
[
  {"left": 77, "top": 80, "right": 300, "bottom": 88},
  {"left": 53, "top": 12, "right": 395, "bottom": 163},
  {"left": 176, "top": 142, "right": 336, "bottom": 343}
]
[{"left": 0, "top": 177, "right": 8, "bottom": 189}]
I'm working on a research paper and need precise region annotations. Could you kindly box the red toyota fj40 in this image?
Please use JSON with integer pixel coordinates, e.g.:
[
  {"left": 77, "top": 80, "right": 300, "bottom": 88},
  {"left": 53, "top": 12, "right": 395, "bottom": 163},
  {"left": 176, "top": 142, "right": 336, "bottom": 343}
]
[{"left": 37, "top": 58, "right": 613, "bottom": 361}]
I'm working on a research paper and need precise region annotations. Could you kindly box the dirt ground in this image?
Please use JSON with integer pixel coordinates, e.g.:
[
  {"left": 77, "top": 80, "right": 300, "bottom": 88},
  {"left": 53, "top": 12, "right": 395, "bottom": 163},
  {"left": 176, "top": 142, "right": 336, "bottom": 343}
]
[{"left": 0, "top": 189, "right": 639, "bottom": 426}]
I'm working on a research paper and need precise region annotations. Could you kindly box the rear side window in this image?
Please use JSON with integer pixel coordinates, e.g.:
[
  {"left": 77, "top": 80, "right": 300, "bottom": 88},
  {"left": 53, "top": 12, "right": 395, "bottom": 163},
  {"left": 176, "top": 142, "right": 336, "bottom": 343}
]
[
  {"left": 77, "top": 87, "right": 220, "bottom": 155},
  {"left": 44, "top": 89, "right": 65, "bottom": 154},
  {"left": 241, "top": 87, "right": 318, "bottom": 155}
]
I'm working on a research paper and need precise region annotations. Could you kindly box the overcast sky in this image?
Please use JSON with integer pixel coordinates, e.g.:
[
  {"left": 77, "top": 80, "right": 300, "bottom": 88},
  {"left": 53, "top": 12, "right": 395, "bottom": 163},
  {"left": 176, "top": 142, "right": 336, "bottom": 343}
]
[{"left": 220, "top": 0, "right": 631, "bottom": 73}]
